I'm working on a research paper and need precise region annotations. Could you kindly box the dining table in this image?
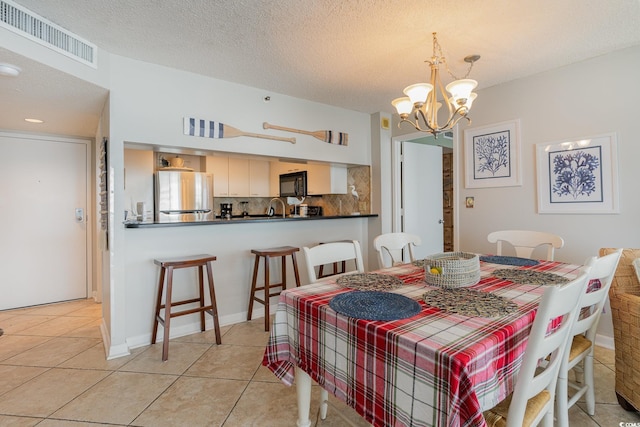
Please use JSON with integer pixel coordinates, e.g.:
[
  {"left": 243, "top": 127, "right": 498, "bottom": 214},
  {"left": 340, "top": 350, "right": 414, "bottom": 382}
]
[{"left": 262, "top": 255, "right": 586, "bottom": 427}]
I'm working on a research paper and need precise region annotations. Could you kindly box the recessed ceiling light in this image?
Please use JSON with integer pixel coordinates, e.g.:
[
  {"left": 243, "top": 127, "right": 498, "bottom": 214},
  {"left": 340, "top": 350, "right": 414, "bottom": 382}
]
[
  {"left": 0, "top": 63, "right": 21, "bottom": 77},
  {"left": 24, "top": 118, "right": 44, "bottom": 124}
]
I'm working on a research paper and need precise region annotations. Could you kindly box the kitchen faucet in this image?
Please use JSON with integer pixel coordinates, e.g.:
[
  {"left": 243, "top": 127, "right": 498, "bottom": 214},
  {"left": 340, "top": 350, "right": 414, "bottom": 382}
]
[{"left": 268, "top": 197, "right": 286, "bottom": 218}]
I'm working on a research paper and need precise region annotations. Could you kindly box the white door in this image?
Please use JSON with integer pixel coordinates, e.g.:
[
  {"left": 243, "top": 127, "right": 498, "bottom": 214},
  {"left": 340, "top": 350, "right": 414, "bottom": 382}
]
[
  {"left": 0, "top": 133, "right": 88, "bottom": 310},
  {"left": 401, "top": 141, "right": 443, "bottom": 257}
]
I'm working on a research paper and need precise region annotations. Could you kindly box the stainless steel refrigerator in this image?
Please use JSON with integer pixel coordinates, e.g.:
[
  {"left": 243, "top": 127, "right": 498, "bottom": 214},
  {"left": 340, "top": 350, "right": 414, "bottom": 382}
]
[{"left": 155, "top": 171, "right": 214, "bottom": 222}]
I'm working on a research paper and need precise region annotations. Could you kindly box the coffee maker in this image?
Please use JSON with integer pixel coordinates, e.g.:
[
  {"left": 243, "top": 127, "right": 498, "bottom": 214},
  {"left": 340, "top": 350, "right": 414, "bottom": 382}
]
[{"left": 220, "top": 203, "right": 233, "bottom": 219}]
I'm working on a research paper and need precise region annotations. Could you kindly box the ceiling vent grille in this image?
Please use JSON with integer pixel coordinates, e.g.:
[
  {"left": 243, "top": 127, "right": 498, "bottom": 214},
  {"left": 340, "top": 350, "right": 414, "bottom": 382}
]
[{"left": 0, "top": 0, "right": 97, "bottom": 67}]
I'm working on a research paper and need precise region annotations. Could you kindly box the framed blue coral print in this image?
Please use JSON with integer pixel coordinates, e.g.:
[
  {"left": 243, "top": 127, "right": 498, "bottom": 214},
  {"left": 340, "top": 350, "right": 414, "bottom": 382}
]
[
  {"left": 464, "top": 119, "right": 522, "bottom": 188},
  {"left": 536, "top": 133, "right": 619, "bottom": 214}
]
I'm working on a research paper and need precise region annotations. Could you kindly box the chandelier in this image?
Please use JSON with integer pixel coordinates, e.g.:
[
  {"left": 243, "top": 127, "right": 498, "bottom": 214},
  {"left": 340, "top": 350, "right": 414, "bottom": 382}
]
[{"left": 392, "top": 32, "right": 480, "bottom": 138}]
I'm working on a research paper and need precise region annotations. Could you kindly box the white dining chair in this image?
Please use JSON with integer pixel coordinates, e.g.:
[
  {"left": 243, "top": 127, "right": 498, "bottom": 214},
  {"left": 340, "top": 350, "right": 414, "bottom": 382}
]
[
  {"left": 487, "top": 230, "right": 565, "bottom": 261},
  {"left": 302, "top": 240, "right": 365, "bottom": 285},
  {"left": 373, "top": 232, "right": 422, "bottom": 268},
  {"left": 483, "top": 271, "right": 589, "bottom": 427},
  {"left": 555, "top": 248, "right": 622, "bottom": 427},
  {"left": 301, "top": 239, "right": 364, "bottom": 420}
]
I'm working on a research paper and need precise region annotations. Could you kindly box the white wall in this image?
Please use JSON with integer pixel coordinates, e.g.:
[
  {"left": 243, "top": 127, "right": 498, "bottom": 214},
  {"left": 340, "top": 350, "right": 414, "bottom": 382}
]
[
  {"left": 455, "top": 46, "right": 640, "bottom": 344},
  {"left": 105, "top": 54, "right": 373, "bottom": 357}
]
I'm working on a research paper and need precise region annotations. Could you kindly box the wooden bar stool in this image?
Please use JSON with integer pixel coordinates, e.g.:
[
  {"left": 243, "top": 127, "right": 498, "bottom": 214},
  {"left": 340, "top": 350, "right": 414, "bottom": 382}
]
[
  {"left": 152, "top": 254, "right": 221, "bottom": 361},
  {"left": 247, "top": 246, "right": 301, "bottom": 331}
]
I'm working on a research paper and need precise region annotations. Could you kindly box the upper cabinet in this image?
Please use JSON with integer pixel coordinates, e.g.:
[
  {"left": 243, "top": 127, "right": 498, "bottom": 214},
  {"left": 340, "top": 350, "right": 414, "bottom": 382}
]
[
  {"left": 307, "top": 163, "right": 347, "bottom": 195},
  {"left": 270, "top": 161, "right": 347, "bottom": 196},
  {"left": 207, "top": 156, "right": 270, "bottom": 197},
  {"left": 227, "top": 157, "right": 249, "bottom": 197},
  {"left": 249, "top": 159, "right": 270, "bottom": 197},
  {"left": 207, "top": 156, "right": 230, "bottom": 197}
]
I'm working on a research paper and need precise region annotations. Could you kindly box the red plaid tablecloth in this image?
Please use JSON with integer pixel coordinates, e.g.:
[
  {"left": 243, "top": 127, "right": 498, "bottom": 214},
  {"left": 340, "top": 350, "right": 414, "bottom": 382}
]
[{"left": 263, "top": 259, "right": 584, "bottom": 427}]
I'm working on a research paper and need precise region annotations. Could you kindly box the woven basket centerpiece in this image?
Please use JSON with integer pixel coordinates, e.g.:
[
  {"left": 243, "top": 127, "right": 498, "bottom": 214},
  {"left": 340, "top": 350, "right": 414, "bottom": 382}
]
[{"left": 424, "top": 252, "right": 480, "bottom": 288}]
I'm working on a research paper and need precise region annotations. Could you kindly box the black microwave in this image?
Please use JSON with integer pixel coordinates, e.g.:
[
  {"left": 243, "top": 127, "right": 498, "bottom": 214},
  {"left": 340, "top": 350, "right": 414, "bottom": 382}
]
[{"left": 279, "top": 171, "right": 307, "bottom": 197}]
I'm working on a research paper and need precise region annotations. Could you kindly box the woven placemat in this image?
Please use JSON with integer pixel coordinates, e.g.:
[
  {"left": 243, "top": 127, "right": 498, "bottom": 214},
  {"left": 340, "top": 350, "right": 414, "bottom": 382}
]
[
  {"left": 480, "top": 255, "right": 540, "bottom": 267},
  {"left": 422, "top": 288, "right": 518, "bottom": 318},
  {"left": 492, "top": 268, "right": 570, "bottom": 285},
  {"left": 336, "top": 273, "right": 403, "bottom": 291},
  {"left": 329, "top": 291, "right": 421, "bottom": 321},
  {"left": 412, "top": 259, "right": 426, "bottom": 268}
]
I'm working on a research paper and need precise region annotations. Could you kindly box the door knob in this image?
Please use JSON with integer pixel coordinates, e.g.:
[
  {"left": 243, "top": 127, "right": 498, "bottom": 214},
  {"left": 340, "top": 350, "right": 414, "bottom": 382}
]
[{"left": 75, "top": 208, "right": 84, "bottom": 222}]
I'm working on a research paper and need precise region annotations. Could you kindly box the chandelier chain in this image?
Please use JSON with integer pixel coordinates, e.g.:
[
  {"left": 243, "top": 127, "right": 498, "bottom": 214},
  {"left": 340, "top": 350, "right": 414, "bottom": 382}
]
[{"left": 430, "top": 33, "right": 475, "bottom": 80}]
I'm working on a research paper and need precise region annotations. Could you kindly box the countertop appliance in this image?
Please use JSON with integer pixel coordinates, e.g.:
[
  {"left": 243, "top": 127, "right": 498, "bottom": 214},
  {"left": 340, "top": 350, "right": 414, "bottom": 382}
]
[
  {"left": 220, "top": 203, "right": 233, "bottom": 219},
  {"left": 279, "top": 171, "right": 307, "bottom": 197},
  {"left": 155, "top": 171, "right": 213, "bottom": 222},
  {"left": 292, "top": 205, "right": 323, "bottom": 217}
]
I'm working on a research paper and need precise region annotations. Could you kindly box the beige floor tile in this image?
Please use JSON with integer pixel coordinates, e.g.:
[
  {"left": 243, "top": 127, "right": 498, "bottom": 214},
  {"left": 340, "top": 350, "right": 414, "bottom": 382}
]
[
  {"left": 133, "top": 376, "right": 248, "bottom": 427},
  {"left": 252, "top": 364, "right": 283, "bottom": 383},
  {"left": 585, "top": 402, "right": 640, "bottom": 425},
  {"left": 0, "top": 365, "right": 48, "bottom": 395},
  {"left": 172, "top": 324, "right": 232, "bottom": 344},
  {"left": 17, "top": 300, "right": 93, "bottom": 316},
  {"left": 185, "top": 344, "right": 264, "bottom": 380},
  {"left": 65, "top": 303, "right": 103, "bottom": 318},
  {"left": 221, "top": 319, "right": 272, "bottom": 346},
  {"left": 18, "top": 316, "right": 96, "bottom": 337},
  {"left": 59, "top": 343, "right": 142, "bottom": 371},
  {"left": 222, "top": 380, "right": 302, "bottom": 426},
  {"left": 2, "top": 337, "right": 101, "bottom": 367},
  {"left": 0, "top": 415, "right": 42, "bottom": 426},
  {"left": 119, "top": 341, "right": 211, "bottom": 375},
  {"left": 594, "top": 345, "right": 615, "bottom": 366},
  {"left": 1, "top": 314, "right": 55, "bottom": 334},
  {"left": 52, "top": 371, "right": 177, "bottom": 425},
  {"left": 566, "top": 404, "right": 599, "bottom": 426},
  {"left": 61, "top": 319, "right": 103, "bottom": 339},
  {"left": 37, "top": 420, "right": 125, "bottom": 427},
  {"left": 0, "top": 335, "right": 52, "bottom": 362},
  {"left": 0, "top": 368, "right": 109, "bottom": 417}
]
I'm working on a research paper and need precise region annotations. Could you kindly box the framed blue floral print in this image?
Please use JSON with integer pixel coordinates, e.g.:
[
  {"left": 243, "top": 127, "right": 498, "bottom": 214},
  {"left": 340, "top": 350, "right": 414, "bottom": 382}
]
[
  {"left": 464, "top": 119, "right": 522, "bottom": 188},
  {"left": 536, "top": 133, "right": 619, "bottom": 214}
]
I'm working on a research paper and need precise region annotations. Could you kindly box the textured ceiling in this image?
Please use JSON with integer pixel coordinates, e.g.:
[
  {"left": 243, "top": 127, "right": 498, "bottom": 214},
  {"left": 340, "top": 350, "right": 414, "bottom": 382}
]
[{"left": 1, "top": 0, "right": 640, "bottom": 137}]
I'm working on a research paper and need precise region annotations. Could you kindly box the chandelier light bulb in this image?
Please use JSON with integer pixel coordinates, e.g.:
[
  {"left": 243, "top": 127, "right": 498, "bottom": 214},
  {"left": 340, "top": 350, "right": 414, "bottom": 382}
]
[
  {"left": 403, "top": 83, "right": 433, "bottom": 106},
  {"left": 391, "top": 97, "right": 413, "bottom": 118}
]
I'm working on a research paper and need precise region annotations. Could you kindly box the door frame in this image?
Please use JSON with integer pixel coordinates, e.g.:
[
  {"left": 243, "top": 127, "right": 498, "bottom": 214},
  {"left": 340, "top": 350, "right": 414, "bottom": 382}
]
[
  {"left": 0, "top": 130, "right": 93, "bottom": 303},
  {"left": 391, "top": 130, "right": 459, "bottom": 251}
]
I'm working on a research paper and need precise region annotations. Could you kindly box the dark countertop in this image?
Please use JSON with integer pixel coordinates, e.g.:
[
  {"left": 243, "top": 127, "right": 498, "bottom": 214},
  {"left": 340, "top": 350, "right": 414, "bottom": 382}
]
[{"left": 124, "top": 213, "right": 378, "bottom": 228}]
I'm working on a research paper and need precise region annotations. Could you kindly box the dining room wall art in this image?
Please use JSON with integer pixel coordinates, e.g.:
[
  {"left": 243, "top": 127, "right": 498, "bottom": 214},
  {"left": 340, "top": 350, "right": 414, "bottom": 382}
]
[
  {"left": 535, "top": 133, "right": 619, "bottom": 214},
  {"left": 464, "top": 119, "right": 522, "bottom": 188}
]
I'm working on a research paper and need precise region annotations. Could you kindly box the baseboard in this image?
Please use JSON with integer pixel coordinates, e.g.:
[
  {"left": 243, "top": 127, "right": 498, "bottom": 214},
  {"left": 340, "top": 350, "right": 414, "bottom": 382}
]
[
  {"left": 100, "top": 318, "right": 132, "bottom": 360},
  {"left": 595, "top": 333, "right": 614, "bottom": 350},
  {"left": 124, "top": 310, "right": 258, "bottom": 351}
]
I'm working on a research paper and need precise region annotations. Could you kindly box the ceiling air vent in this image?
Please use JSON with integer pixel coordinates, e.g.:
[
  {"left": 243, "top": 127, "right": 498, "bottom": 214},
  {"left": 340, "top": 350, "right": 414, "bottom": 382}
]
[{"left": 0, "top": 0, "right": 97, "bottom": 67}]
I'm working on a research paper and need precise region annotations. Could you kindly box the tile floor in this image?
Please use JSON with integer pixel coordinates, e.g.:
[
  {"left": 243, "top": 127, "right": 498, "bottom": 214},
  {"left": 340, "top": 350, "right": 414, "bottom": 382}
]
[{"left": 0, "top": 299, "right": 639, "bottom": 426}]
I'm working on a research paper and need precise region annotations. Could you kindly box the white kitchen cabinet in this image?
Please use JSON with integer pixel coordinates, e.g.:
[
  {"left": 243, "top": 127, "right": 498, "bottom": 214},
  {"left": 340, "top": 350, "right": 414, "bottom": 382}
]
[
  {"left": 249, "top": 159, "right": 270, "bottom": 197},
  {"left": 307, "top": 163, "right": 347, "bottom": 195},
  {"left": 228, "top": 157, "right": 250, "bottom": 197},
  {"left": 207, "top": 156, "right": 229, "bottom": 197}
]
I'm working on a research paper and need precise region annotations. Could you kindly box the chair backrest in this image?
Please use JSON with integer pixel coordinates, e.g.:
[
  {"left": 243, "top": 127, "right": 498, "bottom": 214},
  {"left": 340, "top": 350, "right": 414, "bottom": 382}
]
[
  {"left": 373, "top": 232, "right": 422, "bottom": 268},
  {"left": 505, "top": 272, "right": 589, "bottom": 426},
  {"left": 487, "top": 229, "right": 565, "bottom": 261},
  {"left": 572, "top": 249, "right": 622, "bottom": 341},
  {"left": 302, "top": 240, "right": 364, "bottom": 284}
]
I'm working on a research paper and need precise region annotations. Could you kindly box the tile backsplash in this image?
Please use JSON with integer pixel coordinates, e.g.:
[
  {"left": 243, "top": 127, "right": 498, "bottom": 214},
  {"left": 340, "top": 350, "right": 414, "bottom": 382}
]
[{"left": 215, "top": 165, "right": 371, "bottom": 217}]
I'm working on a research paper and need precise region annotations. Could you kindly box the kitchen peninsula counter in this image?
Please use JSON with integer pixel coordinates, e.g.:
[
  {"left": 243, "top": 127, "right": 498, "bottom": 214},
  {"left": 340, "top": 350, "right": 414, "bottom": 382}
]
[
  {"left": 119, "top": 213, "right": 378, "bottom": 357},
  {"left": 124, "top": 213, "right": 377, "bottom": 228}
]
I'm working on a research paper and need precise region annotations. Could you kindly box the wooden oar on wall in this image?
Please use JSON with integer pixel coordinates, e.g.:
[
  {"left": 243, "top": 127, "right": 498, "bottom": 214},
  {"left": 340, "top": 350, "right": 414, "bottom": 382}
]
[
  {"left": 263, "top": 122, "right": 348, "bottom": 146},
  {"left": 184, "top": 117, "right": 296, "bottom": 144}
]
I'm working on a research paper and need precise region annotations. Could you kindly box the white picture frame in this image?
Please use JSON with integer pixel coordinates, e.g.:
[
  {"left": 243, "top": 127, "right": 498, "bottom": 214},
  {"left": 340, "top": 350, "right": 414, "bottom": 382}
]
[
  {"left": 464, "top": 119, "right": 522, "bottom": 188},
  {"left": 535, "top": 133, "right": 619, "bottom": 214}
]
